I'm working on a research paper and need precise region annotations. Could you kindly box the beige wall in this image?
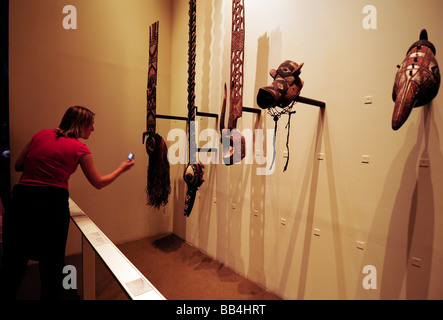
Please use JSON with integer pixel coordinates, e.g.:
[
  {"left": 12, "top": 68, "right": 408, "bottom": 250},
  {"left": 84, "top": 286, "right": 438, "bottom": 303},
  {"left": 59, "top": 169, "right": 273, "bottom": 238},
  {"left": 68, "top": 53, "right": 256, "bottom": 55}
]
[
  {"left": 169, "top": 0, "right": 443, "bottom": 300},
  {"left": 9, "top": 0, "right": 443, "bottom": 299}
]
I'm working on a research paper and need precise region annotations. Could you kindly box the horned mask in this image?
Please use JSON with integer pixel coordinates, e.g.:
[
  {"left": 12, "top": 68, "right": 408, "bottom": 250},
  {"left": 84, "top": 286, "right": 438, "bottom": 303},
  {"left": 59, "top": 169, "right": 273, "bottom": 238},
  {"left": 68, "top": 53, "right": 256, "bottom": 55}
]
[
  {"left": 257, "top": 60, "right": 304, "bottom": 110},
  {"left": 392, "top": 29, "right": 440, "bottom": 130}
]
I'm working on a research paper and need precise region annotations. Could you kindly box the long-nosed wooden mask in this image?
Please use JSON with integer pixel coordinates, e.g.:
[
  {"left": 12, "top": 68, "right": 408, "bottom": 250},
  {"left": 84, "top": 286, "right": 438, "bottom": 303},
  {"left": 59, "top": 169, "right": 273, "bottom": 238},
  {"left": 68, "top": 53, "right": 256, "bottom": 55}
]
[{"left": 392, "top": 29, "right": 440, "bottom": 130}]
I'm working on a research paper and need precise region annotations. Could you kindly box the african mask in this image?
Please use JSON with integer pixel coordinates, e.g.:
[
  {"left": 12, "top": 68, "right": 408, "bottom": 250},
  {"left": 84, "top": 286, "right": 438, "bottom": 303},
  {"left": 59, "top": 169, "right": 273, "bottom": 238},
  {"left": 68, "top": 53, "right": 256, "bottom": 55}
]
[
  {"left": 257, "top": 60, "right": 304, "bottom": 110},
  {"left": 183, "top": 163, "right": 205, "bottom": 217},
  {"left": 392, "top": 29, "right": 440, "bottom": 130},
  {"left": 146, "top": 133, "right": 171, "bottom": 209}
]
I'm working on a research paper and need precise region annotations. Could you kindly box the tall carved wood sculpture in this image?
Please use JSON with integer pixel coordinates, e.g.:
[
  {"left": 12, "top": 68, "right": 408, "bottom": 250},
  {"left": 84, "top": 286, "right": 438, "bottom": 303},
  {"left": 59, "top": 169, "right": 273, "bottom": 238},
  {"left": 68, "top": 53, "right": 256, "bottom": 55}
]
[
  {"left": 392, "top": 29, "right": 440, "bottom": 130},
  {"left": 146, "top": 22, "right": 158, "bottom": 144},
  {"left": 183, "top": 0, "right": 204, "bottom": 217},
  {"left": 143, "top": 21, "right": 171, "bottom": 209},
  {"left": 220, "top": 0, "right": 246, "bottom": 166}
]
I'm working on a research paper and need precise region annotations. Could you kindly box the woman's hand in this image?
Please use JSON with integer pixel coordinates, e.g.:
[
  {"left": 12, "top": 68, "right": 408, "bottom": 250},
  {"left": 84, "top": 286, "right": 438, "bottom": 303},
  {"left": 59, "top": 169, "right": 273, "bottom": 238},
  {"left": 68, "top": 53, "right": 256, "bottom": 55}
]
[
  {"left": 80, "top": 154, "right": 135, "bottom": 189},
  {"left": 119, "top": 159, "right": 135, "bottom": 172}
]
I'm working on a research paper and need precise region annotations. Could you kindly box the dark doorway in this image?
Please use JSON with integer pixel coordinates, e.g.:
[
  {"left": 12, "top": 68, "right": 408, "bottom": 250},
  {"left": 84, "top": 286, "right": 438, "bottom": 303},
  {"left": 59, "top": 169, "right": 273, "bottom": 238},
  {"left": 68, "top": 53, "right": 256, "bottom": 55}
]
[{"left": 0, "top": 0, "right": 10, "bottom": 212}]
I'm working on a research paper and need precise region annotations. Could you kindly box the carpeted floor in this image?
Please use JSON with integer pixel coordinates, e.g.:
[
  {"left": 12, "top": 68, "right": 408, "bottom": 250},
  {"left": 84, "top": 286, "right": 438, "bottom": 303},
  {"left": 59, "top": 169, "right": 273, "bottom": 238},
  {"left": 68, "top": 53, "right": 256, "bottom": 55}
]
[{"left": 14, "top": 233, "right": 281, "bottom": 300}]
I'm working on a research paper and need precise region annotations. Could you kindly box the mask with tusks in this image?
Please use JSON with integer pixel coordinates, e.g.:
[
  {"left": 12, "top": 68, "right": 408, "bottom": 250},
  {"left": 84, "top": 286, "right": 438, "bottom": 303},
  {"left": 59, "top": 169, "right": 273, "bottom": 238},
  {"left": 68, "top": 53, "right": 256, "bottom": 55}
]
[
  {"left": 392, "top": 29, "right": 440, "bottom": 130},
  {"left": 257, "top": 60, "right": 304, "bottom": 110}
]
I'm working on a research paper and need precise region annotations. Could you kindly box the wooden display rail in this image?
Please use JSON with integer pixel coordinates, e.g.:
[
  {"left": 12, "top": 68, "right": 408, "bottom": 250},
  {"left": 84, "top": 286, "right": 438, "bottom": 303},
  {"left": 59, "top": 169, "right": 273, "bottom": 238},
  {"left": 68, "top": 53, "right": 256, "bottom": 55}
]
[{"left": 69, "top": 198, "right": 165, "bottom": 300}]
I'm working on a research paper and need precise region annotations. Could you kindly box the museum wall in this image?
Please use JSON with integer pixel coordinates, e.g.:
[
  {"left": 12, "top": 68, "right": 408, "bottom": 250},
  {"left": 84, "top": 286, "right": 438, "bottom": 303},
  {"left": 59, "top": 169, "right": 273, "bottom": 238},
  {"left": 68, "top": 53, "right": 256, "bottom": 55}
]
[
  {"left": 8, "top": 0, "right": 443, "bottom": 300},
  {"left": 9, "top": 0, "right": 173, "bottom": 255},
  {"left": 168, "top": 0, "right": 443, "bottom": 299}
]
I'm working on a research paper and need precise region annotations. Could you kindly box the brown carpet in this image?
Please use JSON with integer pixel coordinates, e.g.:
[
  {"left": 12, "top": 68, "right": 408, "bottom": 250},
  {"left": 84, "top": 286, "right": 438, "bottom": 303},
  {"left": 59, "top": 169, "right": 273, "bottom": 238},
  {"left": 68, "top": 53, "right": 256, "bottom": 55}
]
[{"left": 15, "top": 233, "right": 281, "bottom": 300}]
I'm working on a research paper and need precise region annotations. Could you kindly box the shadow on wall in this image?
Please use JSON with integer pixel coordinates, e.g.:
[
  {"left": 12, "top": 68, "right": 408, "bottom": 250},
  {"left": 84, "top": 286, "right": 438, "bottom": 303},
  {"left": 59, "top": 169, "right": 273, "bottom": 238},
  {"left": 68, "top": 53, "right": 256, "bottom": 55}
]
[
  {"left": 278, "top": 105, "right": 325, "bottom": 298},
  {"left": 247, "top": 32, "right": 269, "bottom": 288},
  {"left": 359, "top": 103, "right": 437, "bottom": 299},
  {"left": 294, "top": 106, "right": 348, "bottom": 299},
  {"left": 195, "top": 0, "right": 215, "bottom": 258},
  {"left": 172, "top": 166, "right": 186, "bottom": 238}
]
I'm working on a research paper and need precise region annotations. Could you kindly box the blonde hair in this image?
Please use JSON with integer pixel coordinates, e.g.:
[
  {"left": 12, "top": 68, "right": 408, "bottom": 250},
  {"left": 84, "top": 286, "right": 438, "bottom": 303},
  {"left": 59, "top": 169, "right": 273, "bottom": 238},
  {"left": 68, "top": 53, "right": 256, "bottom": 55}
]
[{"left": 56, "top": 106, "right": 95, "bottom": 138}]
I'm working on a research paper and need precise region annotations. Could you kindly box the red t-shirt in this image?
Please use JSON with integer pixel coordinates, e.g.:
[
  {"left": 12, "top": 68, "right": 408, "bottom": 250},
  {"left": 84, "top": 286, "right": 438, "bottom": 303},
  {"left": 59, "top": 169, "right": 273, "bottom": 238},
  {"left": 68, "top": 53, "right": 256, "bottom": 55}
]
[{"left": 19, "top": 129, "right": 91, "bottom": 190}]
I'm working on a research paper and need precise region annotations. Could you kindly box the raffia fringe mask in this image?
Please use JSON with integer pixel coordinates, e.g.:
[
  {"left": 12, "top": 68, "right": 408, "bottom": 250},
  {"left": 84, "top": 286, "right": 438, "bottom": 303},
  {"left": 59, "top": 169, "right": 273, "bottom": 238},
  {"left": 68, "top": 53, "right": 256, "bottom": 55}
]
[{"left": 146, "top": 133, "right": 171, "bottom": 209}]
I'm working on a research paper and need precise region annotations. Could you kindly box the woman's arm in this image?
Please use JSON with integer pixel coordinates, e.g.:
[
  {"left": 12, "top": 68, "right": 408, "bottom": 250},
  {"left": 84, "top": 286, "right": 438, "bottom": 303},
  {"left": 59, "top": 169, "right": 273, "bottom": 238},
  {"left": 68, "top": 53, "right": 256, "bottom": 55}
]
[
  {"left": 79, "top": 153, "right": 135, "bottom": 190},
  {"left": 15, "top": 141, "right": 31, "bottom": 172}
]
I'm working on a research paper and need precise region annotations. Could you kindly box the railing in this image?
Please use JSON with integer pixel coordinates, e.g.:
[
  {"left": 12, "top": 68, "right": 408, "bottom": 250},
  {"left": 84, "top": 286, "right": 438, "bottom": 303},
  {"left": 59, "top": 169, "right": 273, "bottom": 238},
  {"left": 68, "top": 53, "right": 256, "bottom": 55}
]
[{"left": 69, "top": 198, "right": 165, "bottom": 300}]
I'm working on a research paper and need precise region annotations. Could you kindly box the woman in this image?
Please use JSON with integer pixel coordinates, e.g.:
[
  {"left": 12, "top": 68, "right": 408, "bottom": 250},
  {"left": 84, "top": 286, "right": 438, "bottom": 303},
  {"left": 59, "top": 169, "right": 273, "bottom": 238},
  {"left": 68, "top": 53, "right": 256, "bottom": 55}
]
[{"left": 0, "top": 106, "right": 134, "bottom": 299}]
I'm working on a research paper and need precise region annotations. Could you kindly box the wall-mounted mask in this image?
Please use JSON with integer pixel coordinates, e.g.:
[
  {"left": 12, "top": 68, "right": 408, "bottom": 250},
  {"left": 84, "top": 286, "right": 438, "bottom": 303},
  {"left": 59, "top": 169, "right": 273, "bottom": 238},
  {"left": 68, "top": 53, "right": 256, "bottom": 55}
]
[
  {"left": 183, "top": 162, "right": 204, "bottom": 217},
  {"left": 392, "top": 29, "right": 440, "bottom": 130},
  {"left": 257, "top": 60, "right": 304, "bottom": 110},
  {"left": 256, "top": 60, "right": 304, "bottom": 171},
  {"left": 146, "top": 133, "right": 171, "bottom": 209}
]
